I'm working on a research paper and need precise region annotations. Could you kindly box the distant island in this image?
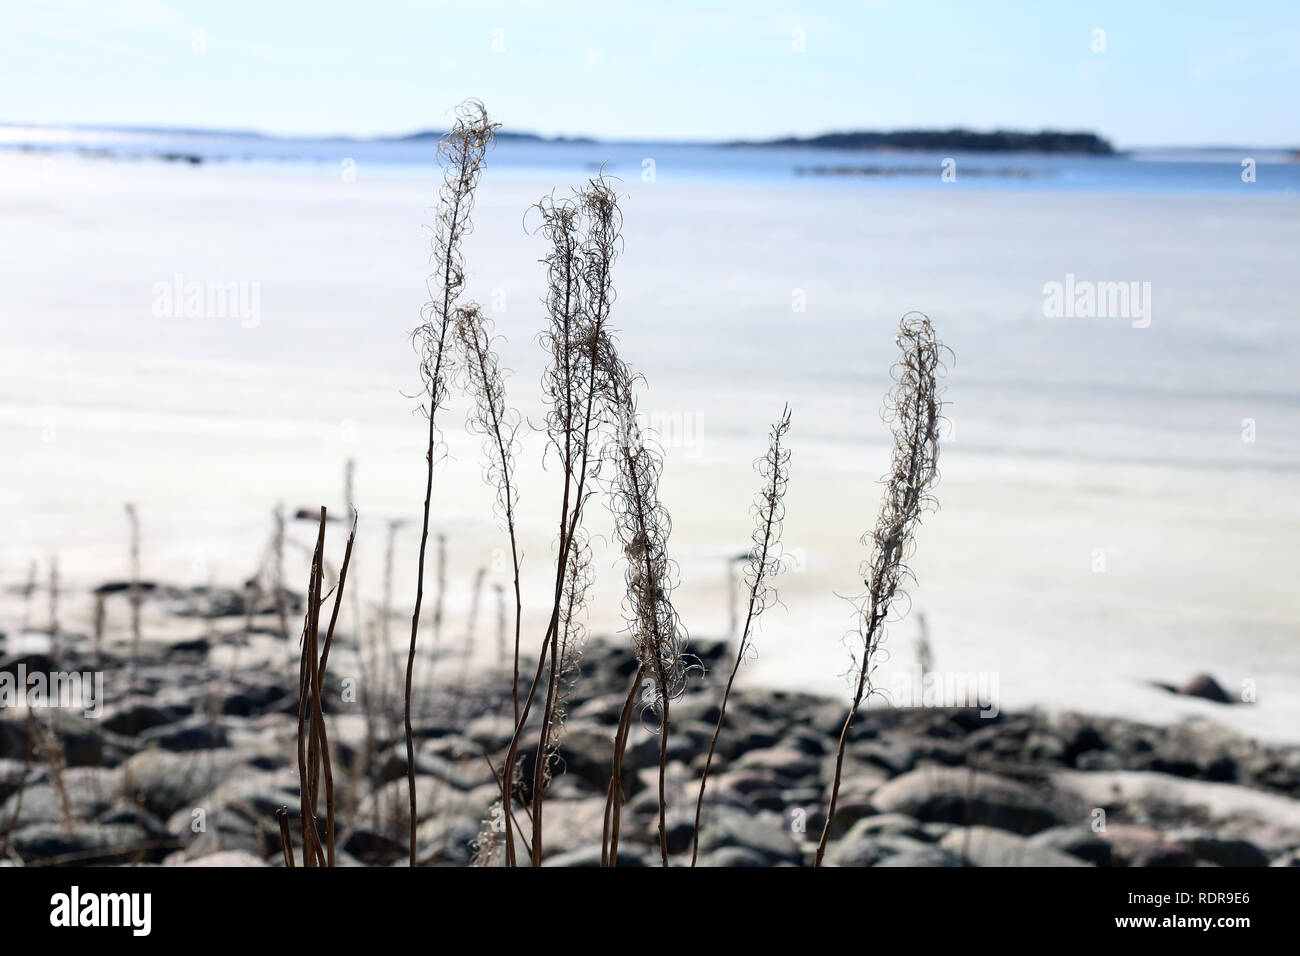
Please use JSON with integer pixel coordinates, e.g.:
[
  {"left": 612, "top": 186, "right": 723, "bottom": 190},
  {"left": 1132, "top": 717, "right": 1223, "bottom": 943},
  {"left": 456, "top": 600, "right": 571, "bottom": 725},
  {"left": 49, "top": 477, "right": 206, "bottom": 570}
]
[{"left": 730, "top": 128, "right": 1116, "bottom": 155}]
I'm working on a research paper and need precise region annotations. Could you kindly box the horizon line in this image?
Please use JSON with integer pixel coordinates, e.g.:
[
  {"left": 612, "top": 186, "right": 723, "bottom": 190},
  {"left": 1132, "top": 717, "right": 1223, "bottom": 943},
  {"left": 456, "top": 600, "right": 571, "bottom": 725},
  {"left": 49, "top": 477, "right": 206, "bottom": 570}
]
[{"left": 2, "top": 119, "right": 1297, "bottom": 154}]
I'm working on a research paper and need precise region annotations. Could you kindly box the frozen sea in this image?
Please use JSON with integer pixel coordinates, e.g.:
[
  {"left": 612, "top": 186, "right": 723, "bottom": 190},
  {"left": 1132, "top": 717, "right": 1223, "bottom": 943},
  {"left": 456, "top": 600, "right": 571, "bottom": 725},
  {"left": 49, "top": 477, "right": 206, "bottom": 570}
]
[{"left": 1, "top": 127, "right": 1298, "bottom": 740}]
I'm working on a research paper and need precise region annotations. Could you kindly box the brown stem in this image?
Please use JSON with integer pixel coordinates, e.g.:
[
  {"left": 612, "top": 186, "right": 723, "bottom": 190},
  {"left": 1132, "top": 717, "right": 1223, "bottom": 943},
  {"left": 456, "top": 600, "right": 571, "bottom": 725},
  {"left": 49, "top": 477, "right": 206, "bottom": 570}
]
[
  {"left": 691, "top": 411, "right": 787, "bottom": 865},
  {"left": 277, "top": 808, "right": 295, "bottom": 867},
  {"left": 814, "top": 665, "right": 871, "bottom": 866},
  {"left": 602, "top": 663, "right": 644, "bottom": 867},
  {"left": 657, "top": 696, "right": 670, "bottom": 866}
]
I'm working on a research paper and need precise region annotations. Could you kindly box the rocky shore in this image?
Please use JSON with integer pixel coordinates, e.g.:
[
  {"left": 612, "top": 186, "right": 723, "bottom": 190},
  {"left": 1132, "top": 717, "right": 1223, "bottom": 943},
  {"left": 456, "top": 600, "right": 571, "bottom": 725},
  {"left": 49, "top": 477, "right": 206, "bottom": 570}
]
[{"left": 3, "top": 599, "right": 1300, "bottom": 867}]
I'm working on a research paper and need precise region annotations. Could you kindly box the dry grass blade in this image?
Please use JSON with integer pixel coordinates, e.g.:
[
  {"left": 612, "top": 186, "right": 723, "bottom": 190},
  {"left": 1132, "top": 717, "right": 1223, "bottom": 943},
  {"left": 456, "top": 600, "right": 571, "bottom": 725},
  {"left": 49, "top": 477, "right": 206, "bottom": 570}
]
[
  {"left": 0, "top": 715, "right": 36, "bottom": 861},
  {"left": 277, "top": 807, "right": 295, "bottom": 867},
  {"left": 453, "top": 302, "right": 523, "bottom": 725},
  {"left": 601, "top": 662, "right": 645, "bottom": 866},
  {"left": 316, "top": 512, "right": 356, "bottom": 866},
  {"left": 605, "top": 368, "right": 689, "bottom": 866},
  {"left": 405, "top": 98, "right": 498, "bottom": 867},
  {"left": 289, "top": 506, "right": 356, "bottom": 868},
  {"left": 525, "top": 175, "right": 627, "bottom": 865},
  {"left": 814, "top": 312, "right": 947, "bottom": 866},
  {"left": 690, "top": 404, "right": 792, "bottom": 866},
  {"left": 295, "top": 508, "right": 328, "bottom": 866},
  {"left": 124, "top": 503, "right": 141, "bottom": 669}
]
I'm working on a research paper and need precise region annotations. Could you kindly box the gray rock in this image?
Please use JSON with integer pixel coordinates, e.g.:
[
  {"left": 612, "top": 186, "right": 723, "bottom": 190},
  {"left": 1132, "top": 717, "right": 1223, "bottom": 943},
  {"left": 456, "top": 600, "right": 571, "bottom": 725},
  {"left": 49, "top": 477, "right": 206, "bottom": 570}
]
[
  {"left": 1054, "top": 770, "right": 1300, "bottom": 835},
  {"left": 874, "top": 847, "right": 968, "bottom": 867},
  {"left": 549, "top": 726, "right": 659, "bottom": 794},
  {"left": 697, "top": 846, "right": 770, "bottom": 867},
  {"left": 463, "top": 715, "right": 517, "bottom": 750},
  {"left": 851, "top": 736, "right": 919, "bottom": 776},
  {"left": 163, "top": 769, "right": 299, "bottom": 839},
  {"left": 533, "top": 797, "right": 610, "bottom": 857},
  {"left": 543, "top": 845, "right": 652, "bottom": 867},
  {"left": 1096, "top": 824, "right": 1195, "bottom": 867},
  {"left": 11, "top": 822, "right": 167, "bottom": 865},
  {"left": 0, "top": 712, "right": 107, "bottom": 766},
  {"left": 869, "top": 766, "right": 1062, "bottom": 834},
  {"left": 830, "top": 831, "right": 937, "bottom": 867},
  {"left": 782, "top": 727, "right": 829, "bottom": 757},
  {"left": 415, "top": 813, "right": 482, "bottom": 866},
  {"left": 138, "top": 716, "right": 229, "bottom": 751},
  {"left": 843, "top": 812, "right": 931, "bottom": 841},
  {"left": 822, "top": 766, "right": 891, "bottom": 837},
  {"left": 0, "top": 766, "right": 119, "bottom": 827},
  {"left": 118, "top": 748, "right": 247, "bottom": 818},
  {"left": 341, "top": 827, "right": 407, "bottom": 864},
  {"left": 97, "top": 803, "right": 168, "bottom": 836},
  {"left": 1176, "top": 674, "right": 1232, "bottom": 704},
  {"left": 1029, "top": 825, "right": 1114, "bottom": 865},
  {"left": 1171, "top": 831, "right": 1269, "bottom": 867},
  {"left": 0, "top": 758, "right": 43, "bottom": 805},
  {"left": 218, "top": 677, "right": 292, "bottom": 717},
  {"left": 358, "top": 775, "right": 483, "bottom": 835},
  {"left": 694, "top": 806, "right": 801, "bottom": 864},
  {"left": 569, "top": 693, "right": 632, "bottom": 725},
  {"left": 922, "top": 822, "right": 955, "bottom": 840},
  {"left": 735, "top": 746, "right": 819, "bottom": 781},
  {"left": 178, "top": 850, "right": 269, "bottom": 866},
  {"left": 377, "top": 746, "right": 493, "bottom": 791},
  {"left": 940, "top": 826, "right": 1090, "bottom": 867},
  {"left": 102, "top": 699, "right": 191, "bottom": 737}
]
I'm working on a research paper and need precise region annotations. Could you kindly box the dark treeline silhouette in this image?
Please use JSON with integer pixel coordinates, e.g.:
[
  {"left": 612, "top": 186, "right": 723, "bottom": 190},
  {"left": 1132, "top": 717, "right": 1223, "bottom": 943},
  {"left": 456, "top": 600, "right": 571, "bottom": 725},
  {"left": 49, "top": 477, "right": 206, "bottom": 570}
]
[{"left": 734, "top": 128, "right": 1115, "bottom": 155}]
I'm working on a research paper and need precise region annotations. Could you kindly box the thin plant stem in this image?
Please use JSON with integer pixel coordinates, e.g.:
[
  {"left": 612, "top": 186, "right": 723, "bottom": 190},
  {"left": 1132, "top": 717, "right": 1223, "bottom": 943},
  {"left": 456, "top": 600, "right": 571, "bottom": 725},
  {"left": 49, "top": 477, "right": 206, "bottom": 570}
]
[
  {"left": 404, "top": 100, "right": 497, "bottom": 866},
  {"left": 690, "top": 405, "right": 791, "bottom": 866},
  {"left": 813, "top": 313, "right": 945, "bottom": 867}
]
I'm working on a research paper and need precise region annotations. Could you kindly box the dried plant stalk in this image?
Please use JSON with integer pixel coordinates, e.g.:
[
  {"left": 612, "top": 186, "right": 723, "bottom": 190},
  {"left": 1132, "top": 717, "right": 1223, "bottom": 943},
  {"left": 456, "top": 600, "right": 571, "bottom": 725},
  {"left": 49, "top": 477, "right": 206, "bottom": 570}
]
[
  {"left": 541, "top": 527, "right": 593, "bottom": 787},
  {"left": 0, "top": 716, "right": 36, "bottom": 859},
  {"left": 525, "top": 177, "right": 626, "bottom": 865},
  {"left": 20, "top": 560, "right": 36, "bottom": 631},
  {"left": 601, "top": 662, "right": 645, "bottom": 866},
  {"left": 295, "top": 510, "right": 328, "bottom": 867},
  {"left": 490, "top": 182, "right": 602, "bottom": 866},
  {"left": 605, "top": 367, "right": 689, "bottom": 867},
  {"left": 292, "top": 507, "right": 356, "bottom": 869},
  {"left": 48, "top": 556, "right": 60, "bottom": 671},
  {"left": 690, "top": 405, "right": 792, "bottom": 866},
  {"left": 453, "top": 303, "right": 523, "bottom": 724},
  {"left": 814, "top": 313, "right": 946, "bottom": 866},
  {"left": 404, "top": 99, "right": 498, "bottom": 867},
  {"left": 316, "top": 513, "right": 356, "bottom": 866},
  {"left": 272, "top": 504, "right": 289, "bottom": 641},
  {"left": 276, "top": 808, "right": 295, "bottom": 867},
  {"left": 125, "top": 503, "right": 141, "bottom": 663}
]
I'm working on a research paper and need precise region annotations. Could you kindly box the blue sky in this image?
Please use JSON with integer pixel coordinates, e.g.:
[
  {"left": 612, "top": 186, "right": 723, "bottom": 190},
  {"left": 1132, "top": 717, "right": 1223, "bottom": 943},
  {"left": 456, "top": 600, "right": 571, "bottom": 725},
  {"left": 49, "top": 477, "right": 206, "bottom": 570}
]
[{"left": 3, "top": 0, "right": 1297, "bottom": 146}]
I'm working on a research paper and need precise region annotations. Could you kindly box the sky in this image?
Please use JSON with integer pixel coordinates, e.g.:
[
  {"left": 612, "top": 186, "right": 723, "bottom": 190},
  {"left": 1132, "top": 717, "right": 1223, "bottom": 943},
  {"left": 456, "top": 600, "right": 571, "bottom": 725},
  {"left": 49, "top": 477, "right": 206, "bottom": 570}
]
[{"left": 2, "top": 0, "right": 1297, "bottom": 147}]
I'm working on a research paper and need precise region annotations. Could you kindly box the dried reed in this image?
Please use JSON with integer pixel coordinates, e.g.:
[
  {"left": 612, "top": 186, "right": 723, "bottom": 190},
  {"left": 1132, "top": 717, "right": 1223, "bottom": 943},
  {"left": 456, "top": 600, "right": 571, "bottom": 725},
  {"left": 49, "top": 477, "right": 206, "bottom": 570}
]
[
  {"left": 604, "top": 367, "right": 689, "bottom": 866},
  {"left": 125, "top": 503, "right": 141, "bottom": 661},
  {"left": 813, "top": 312, "right": 946, "bottom": 866},
  {"left": 293, "top": 506, "right": 356, "bottom": 868},
  {"left": 404, "top": 99, "right": 498, "bottom": 866},
  {"left": 453, "top": 303, "right": 523, "bottom": 724},
  {"left": 690, "top": 405, "right": 792, "bottom": 866}
]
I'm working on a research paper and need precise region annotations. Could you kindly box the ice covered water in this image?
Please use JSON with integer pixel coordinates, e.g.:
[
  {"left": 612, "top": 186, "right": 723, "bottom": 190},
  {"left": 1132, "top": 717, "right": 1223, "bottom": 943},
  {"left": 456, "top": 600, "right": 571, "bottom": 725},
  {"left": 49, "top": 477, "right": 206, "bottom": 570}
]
[{"left": 1, "top": 136, "right": 1297, "bottom": 740}]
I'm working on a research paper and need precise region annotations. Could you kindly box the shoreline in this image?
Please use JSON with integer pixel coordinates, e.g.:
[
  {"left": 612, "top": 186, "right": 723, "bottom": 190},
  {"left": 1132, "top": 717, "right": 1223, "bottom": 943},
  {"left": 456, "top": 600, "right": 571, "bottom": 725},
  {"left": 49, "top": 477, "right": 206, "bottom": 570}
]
[{"left": 3, "top": 592, "right": 1299, "bottom": 867}]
